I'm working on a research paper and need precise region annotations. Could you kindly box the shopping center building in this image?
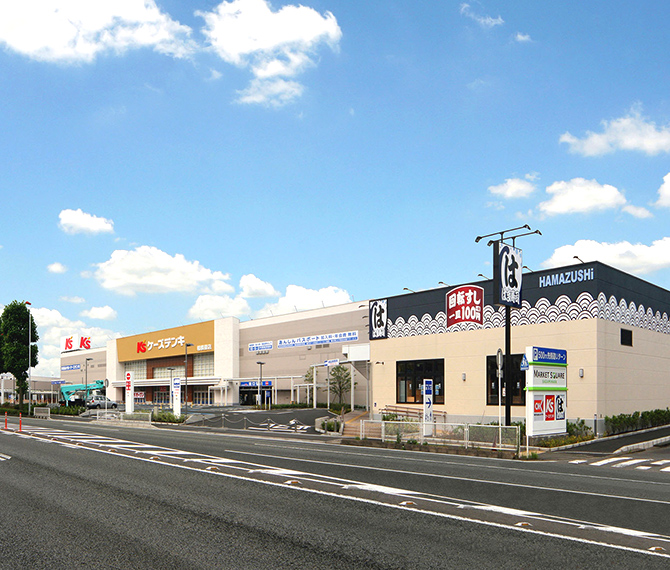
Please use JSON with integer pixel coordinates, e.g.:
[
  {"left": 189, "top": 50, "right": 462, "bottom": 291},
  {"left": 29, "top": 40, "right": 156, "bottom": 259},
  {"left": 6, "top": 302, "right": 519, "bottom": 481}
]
[
  {"left": 368, "top": 261, "right": 670, "bottom": 432},
  {"left": 58, "top": 261, "right": 670, "bottom": 432},
  {"left": 104, "top": 302, "right": 371, "bottom": 408}
]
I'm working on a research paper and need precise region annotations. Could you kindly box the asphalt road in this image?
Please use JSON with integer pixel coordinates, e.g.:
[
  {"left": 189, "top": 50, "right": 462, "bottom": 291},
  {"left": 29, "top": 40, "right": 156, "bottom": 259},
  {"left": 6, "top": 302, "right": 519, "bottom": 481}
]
[{"left": 1, "top": 417, "right": 669, "bottom": 569}]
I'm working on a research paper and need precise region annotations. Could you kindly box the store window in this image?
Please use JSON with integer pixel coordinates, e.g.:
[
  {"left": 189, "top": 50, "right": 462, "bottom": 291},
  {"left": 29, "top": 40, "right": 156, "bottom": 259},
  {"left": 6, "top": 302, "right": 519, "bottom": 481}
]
[
  {"left": 193, "top": 390, "right": 213, "bottom": 405},
  {"left": 396, "top": 359, "right": 444, "bottom": 405},
  {"left": 486, "top": 354, "right": 526, "bottom": 406},
  {"left": 193, "top": 353, "right": 214, "bottom": 377}
]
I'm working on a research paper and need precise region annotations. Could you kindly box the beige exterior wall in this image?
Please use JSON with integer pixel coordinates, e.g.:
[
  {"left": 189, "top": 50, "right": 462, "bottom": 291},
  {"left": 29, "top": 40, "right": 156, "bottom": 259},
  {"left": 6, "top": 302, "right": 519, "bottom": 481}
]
[
  {"left": 595, "top": 320, "right": 670, "bottom": 418},
  {"left": 370, "top": 319, "right": 619, "bottom": 422},
  {"left": 238, "top": 303, "right": 370, "bottom": 405}
]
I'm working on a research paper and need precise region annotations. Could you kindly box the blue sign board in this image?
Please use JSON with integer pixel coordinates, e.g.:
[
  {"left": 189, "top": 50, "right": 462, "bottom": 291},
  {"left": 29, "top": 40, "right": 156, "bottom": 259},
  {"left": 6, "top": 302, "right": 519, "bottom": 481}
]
[
  {"left": 51, "top": 380, "right": 66, "bottom": 385},
  {"left": 530, "top": 346, "right": 567, "bottom": 366},
  {"left": 240, "top": 381, "right": 272, "bottom": 387},
  {"left": 520, "top": 355, "right": 529, "bottom": 371},
  {"left": 61, "top": 364, "right": 81, "bottom": 371}
]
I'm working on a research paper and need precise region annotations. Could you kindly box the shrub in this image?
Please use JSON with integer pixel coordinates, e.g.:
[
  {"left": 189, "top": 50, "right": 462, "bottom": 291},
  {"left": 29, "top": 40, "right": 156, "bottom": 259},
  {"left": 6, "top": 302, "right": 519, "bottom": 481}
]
[
  {"left": 152, "top": 410, "right": 186, "bottom": 423},
  {"left": 605, "top": 408, "right": 670, "bottom": 435}
]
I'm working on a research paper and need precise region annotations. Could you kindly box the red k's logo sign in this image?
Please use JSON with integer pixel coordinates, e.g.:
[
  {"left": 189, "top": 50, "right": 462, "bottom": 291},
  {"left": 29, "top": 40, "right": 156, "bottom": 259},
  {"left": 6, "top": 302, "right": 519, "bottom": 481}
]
[
  {"left": 64, "top": 337, "right": 73, "bottom": 350},
  {"left": 80, "top": 337, "right": 91, "bottom": 349},
  {"left": 137, "top": 341, "right": 147, "bottom": 353}
]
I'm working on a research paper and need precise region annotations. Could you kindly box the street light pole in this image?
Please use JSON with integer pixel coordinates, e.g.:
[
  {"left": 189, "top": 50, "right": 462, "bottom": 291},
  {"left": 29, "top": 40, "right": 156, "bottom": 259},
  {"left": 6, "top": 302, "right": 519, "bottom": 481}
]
[
  {"left": 25, "top": 301, "right": 31, "bottom": 414},
  {"left": 85, "top": 357, "right": 93, "bottom": 406},
  {"left": 256, "top": 361, "right": 265, "bottom": 409},
  {"left": 184, "top": 343, "right": 194, "bottom": 414}
]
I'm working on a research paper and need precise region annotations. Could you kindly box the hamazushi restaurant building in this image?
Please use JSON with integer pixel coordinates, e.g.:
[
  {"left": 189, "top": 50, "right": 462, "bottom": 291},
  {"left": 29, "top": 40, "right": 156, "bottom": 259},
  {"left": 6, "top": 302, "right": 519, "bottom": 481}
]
[{"left": 368, "top": 261, "right": 670, "bottom": 429}]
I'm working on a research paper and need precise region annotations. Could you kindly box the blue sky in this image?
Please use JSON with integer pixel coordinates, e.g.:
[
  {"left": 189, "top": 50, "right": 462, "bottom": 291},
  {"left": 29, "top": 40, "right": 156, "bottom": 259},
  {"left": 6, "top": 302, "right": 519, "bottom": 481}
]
[{"left": 2, "top": 1, "right": 670, "bottom": 377}]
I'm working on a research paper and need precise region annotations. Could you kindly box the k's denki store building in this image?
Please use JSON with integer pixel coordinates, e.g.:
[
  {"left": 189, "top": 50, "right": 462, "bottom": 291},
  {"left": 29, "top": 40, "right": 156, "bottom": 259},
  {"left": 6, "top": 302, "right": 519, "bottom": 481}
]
[
  {"left": 104, "top": 303, "right": 371, "bottom": 407},
  {"left": 368, "top": 262, "right": 670, "bottom": 431}
]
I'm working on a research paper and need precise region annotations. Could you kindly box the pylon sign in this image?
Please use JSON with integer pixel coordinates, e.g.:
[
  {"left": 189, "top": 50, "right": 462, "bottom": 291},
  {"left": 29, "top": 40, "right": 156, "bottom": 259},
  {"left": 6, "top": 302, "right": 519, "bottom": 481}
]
[
  {"left": 125, "top": 371, "right": 134, "bottom": 414},
  {"left": 525, "top": 346, "right": 567, "bottom": 436},
  {"left": 493, "top": 242, "right": 522, "bottom": 308}
]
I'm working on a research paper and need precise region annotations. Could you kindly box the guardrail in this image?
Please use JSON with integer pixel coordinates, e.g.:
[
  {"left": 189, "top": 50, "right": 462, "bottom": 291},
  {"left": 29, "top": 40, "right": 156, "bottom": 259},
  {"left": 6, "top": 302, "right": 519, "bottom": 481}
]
[
  {"left": 361, "top": 420, "right": 519, "bottom": 452},
  {"left": 33, "top": 407, "right": 50, "bottom": 419}
]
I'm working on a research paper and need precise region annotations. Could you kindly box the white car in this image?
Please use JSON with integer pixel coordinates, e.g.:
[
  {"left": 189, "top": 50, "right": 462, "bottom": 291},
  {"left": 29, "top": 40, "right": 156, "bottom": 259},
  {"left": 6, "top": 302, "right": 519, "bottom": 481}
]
[{"left": 86, "top": 395, "right": 117, "bottom": 409}]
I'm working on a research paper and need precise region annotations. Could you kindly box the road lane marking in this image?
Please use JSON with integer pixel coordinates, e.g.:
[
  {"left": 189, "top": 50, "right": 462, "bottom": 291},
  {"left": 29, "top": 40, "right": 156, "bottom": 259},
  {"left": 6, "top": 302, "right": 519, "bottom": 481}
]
[
  {"left": 7, "top": 424, "right": 670, "bottom": 559},
  {"left": 612, "top": 459, "right": 650, "bottom": 468},
  {"left": 590, "top": 457, "right": 632, "bottom": 466}
]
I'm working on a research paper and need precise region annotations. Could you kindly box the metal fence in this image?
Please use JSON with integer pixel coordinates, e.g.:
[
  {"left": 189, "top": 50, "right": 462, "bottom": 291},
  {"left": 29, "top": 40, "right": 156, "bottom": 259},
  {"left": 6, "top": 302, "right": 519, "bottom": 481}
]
[
  {"left": 120, "top": 412, "right": 153, "bottom": 423},
  {"left": 361, "top": 420, "right": 519, "bottom": 452}
]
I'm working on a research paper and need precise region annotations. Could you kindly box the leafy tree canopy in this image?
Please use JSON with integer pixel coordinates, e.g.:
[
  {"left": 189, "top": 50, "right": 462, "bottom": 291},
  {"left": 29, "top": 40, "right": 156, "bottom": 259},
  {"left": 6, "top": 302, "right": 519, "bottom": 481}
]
[{"left": 1, "top": 301, "right": 39, "bottom": 405}]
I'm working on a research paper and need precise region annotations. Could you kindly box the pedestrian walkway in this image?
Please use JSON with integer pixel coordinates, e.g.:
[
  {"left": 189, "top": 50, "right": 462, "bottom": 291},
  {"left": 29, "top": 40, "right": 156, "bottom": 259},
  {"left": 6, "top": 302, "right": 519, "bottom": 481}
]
[{"left": 341, "top": 409, "right": 371, "bottom": 438}]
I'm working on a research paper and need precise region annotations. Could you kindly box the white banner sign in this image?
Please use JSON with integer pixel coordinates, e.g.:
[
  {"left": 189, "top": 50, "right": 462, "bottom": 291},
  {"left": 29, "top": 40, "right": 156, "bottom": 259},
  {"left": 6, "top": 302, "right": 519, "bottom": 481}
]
[{"left": 125, "top": 371, "right": 134, "bottom": 414}]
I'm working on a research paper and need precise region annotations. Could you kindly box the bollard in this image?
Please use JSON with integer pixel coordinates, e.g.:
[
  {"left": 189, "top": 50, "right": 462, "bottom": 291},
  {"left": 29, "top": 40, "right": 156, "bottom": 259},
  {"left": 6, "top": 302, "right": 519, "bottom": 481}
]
[
  {"left": 4, "top": 411, "right": 6, "bottom": 430},
  {"left": 19, "top": 412, "right": 22, "bottom": 432}
]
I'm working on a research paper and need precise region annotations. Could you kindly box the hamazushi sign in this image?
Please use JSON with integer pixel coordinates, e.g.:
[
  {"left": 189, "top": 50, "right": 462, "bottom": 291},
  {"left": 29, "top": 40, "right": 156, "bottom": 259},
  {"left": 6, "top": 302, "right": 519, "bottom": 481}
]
[{"left": 538, "top": 267, "right": 594, "bottom": 288}]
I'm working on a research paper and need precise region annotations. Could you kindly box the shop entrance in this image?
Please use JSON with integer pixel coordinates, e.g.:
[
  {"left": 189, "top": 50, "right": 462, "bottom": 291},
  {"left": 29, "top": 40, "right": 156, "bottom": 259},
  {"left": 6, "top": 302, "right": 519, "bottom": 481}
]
[{"left": 239, "top": 381, "right": 272, "bottom": 406}]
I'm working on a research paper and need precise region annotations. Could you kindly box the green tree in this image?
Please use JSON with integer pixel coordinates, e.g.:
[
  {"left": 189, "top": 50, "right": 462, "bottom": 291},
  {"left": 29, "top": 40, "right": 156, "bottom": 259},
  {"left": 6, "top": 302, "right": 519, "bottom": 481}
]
[
  {"left": 1, "top": 301, "right": 39, "bottom": 408},
  {"left": 328, "top": 364, "right": 354, "bottom": 405}
]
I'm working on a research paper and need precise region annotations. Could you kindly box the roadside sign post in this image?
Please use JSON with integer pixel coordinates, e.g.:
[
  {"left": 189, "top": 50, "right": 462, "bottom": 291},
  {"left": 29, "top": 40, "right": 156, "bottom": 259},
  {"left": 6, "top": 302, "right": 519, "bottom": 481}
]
[
  {"left": 525, "top": 346, "right": 568, "bottom": 438},
  {"left": 125, "top": 371, "right": 134, "bottom": 414},
  {"left": 173, "top": 377, "right": 181, "bottom": 417},
  {"left": 496, "top": 348, "right": 503, "bottom": 439},
  {"left": 423, "top": 379, "right": 433, "bottom": 437}
]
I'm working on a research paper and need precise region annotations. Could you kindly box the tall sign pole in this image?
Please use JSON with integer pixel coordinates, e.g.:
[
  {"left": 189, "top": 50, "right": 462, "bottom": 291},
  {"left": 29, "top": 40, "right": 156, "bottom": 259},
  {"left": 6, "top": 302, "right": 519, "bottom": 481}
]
[
  {"left": 493, "top": 240, "right": 522, "bottom": 426},
  {"left": 476, "top": 225, "right": 541, "bottom": 426}
]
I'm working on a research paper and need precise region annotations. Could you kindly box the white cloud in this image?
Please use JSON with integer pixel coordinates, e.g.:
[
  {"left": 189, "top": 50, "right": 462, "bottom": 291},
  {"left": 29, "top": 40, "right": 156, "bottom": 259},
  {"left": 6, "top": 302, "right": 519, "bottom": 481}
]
[
  {"left": 80, "top": 305, "right": 117, "bottom": 320},
  {"left": 47, "top": 262, "right": 67, "bottom": 274},
  {"left": 59, "top": 208, "right": 114, "bottom": 235},
  {"left": 60, "top": 296, "right": 85, "bottom": 303},
  {"left": 188, "top": 295, "right": 251, "bottom": 320},
  {"left": 459, "top": 3, "right": 504, "bottom": 29},
  {"left": 654, "top": 172, "right": 670, "bottom": 208},
  {"left": 488, "top": 177, "right": 536, "bottom": 199},
  {"left": 92, "top": 245, "right": 234, "bottom": 296},
  {"left": 197, "top": 0, "right": 341, "bottom": 106},
  {"left": 538, "top": 178, "right": 626, "bottom": 216},
  {"left": 239, "top": 274, "right": 279, "bottom": 298},
  {"left": 514, "top": 32, "right": 531, "bottom": 43},
  {"left": 621, "top": 204, "right": 653, "bottom": 219},
  {"left": 236, "top": 77, "right": 304, "bottom": 107},
  {"left": 30, "top": 307, "right": 120, "bottom": 377},
  {"left": 0, "top": 0, "right": 195, "bottom": 63},
  {"left": 542, "top": 238, "right": 670, "bottom": 275},
  {"left": 559, "top": 108, "right": 670, "bottom": 156},
  {"left": 256, "top": 284, "right": 351, "bottom": 318}
]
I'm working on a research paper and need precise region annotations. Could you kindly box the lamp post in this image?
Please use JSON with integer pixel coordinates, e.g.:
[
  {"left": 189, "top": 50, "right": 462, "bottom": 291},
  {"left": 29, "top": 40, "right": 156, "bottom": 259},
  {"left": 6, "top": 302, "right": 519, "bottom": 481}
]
[
  {"left": 184, "top": 343, "right": 194, "bottom": 414},
  {"left": 25, "top": 301, "right": 31, "bottom": 414},
  {"left": 475, "top": 225, "right": 541, "bottom": 426},
  {"left": 256, "top": 361, "right": 265, "bottom": 409},
  {"left": 85, "top": 357, "right": 93, "bottom": 406},
  {"left": 167, "top": 367, "right": 175, "bottom": 409}
]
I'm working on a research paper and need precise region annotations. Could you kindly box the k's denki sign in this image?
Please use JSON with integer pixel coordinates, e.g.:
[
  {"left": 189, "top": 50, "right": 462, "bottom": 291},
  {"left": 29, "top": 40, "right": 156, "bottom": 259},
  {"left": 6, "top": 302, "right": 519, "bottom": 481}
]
[
  {"left": 61, "top": 334, "right": 92, "bottom": 352},
  {"left": 446, "top": 285, "right": 484, "bottom": 327},
  {"left": 534, "top": 394, "right": 565, "bottom": 422}
]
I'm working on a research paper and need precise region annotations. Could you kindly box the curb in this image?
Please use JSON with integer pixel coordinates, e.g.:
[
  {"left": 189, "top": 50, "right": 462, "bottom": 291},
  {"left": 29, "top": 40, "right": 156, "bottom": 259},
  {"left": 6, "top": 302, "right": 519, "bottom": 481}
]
[{"left": 614, "top": 434, "right": 670, "bottom": 454}]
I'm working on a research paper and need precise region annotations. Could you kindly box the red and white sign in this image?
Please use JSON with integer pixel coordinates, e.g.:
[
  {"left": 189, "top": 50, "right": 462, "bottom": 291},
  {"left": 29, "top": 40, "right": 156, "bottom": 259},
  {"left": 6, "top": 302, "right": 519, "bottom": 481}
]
[
  {"left": 125, "top": 371, "right": 134, "bottom": 414},
  {"left": 545, "top": 395, "right": 555, "bottom": 421},
  {"left": 533, "top": 398, "right": 544, "bottom": 416},
  {"left": 446, "top": 285, "right": 484, "bottom": 328},
  {"left": 60, "top": 334, "right": 92, "bottom": 352}
]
